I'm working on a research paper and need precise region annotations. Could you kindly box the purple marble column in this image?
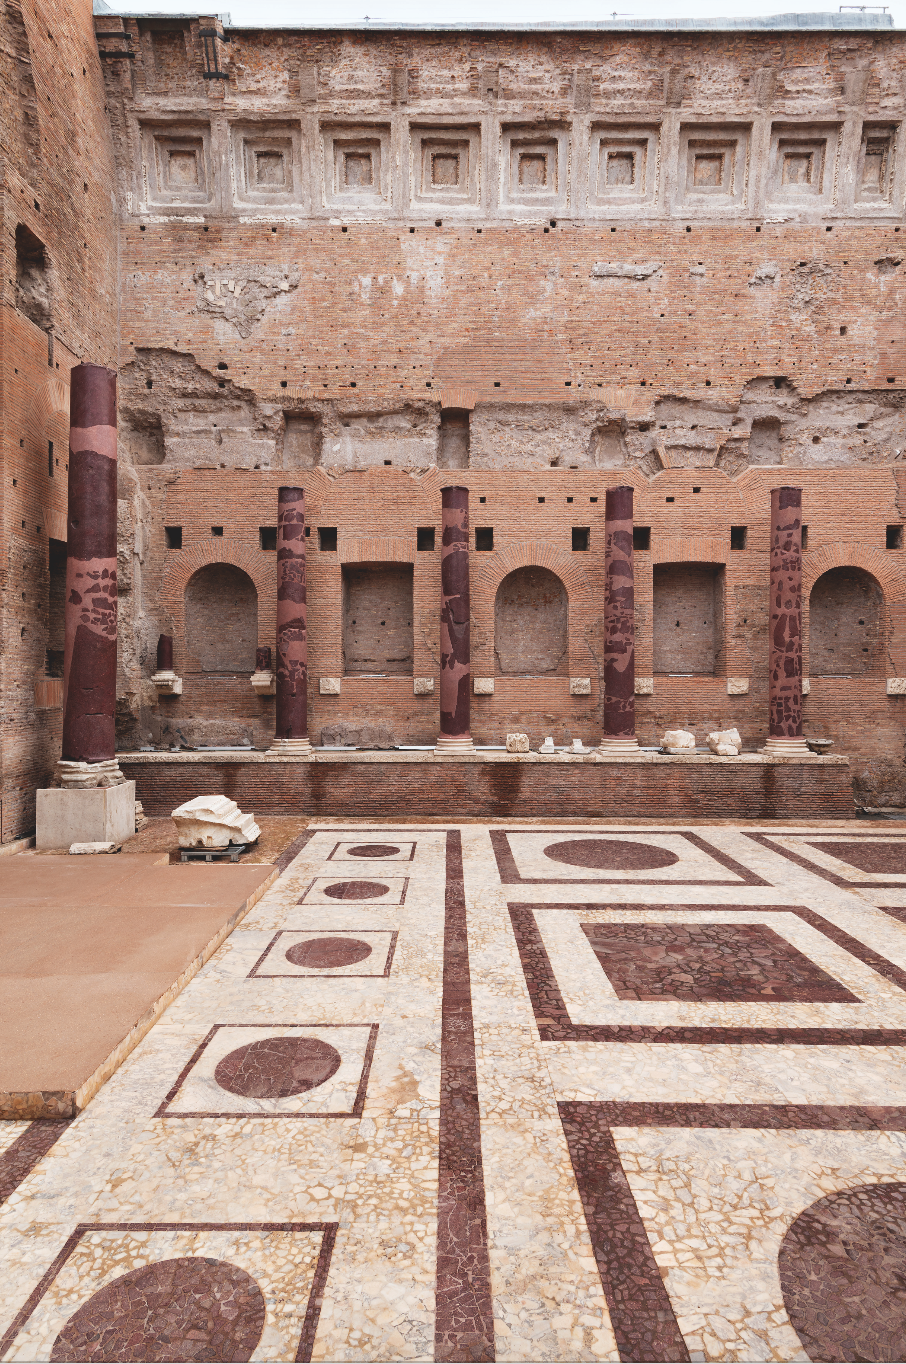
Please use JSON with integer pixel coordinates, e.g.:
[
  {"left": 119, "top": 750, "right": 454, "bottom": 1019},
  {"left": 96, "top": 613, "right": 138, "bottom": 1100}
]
[
  {"left": 764, "top": 486, "right": 810, "bottom": 755},
  {"left": 156, "top": 634, "right": 173, "bottom": 672},
  {"left": 270, "top": 486, "right": 311, "bottom": 754},
  {"left": 599, "top": 484, "right": 640, "bottom": 753},
  {"left": 435, "top": 485, "right": 474, "bottom": 753},
  {"left": 61, "top": 363, "right": 118, "bottom": 767}
]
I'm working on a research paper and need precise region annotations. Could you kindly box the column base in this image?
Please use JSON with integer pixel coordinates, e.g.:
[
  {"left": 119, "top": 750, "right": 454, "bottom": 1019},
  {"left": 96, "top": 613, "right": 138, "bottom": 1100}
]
[
  {"left": 596, "top": 737, "right": 643, "bottom": 756},
  {"left": 55, "top": 758, "right": 125, "bottom": 789},
  {"left": 433, "top": 734, "right": 475, "bottom": 755},
  {"left": 268, "top": 737, "right": 312, "bottom": 756},
  {"left": 760, "top": 736, "right": 813, "bottom": 757}
]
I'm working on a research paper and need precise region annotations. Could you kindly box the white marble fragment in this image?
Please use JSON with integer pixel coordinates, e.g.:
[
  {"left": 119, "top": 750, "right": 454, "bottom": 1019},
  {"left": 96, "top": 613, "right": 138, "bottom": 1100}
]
[
  {"left": 413, "top": 677, "right": 434, "bottom": 695},
  {"left": 506, "top": 732, "right": 529, "bottom": 752},
  {"left": 171, "top": 794, "right": 260, "bottom": 848},
  {"left": 569, "top": 677, "right": 591, "bottom": 695},
  {"left": 538, "top": 736, "right": 556, "bottom": 753},
  {"left": 635, "top": 676, "right": 654, "bottom": 695},
  {"left": 473, "top": 677, "right": 494, "bottom": 695},
  {"left": 726, "top": 677, "right": 749, "bottom": 695},
  {"left": 662, "top": 729, "right": 696, "bottom": 751},
  {"left": 887, "top": 677, "right": 906, "bottom": 695},
  {"left": 319, "top": 677, "right": 341, "bottom": 695},
  {"left": 707, "top": 728, "right": 741, "bottom": 756},
  {"left": 69, "top": 841, "right": 119, "bottom": 854},
  {"left": 250, "top": 669, "right": 276, "bottom": 696}
]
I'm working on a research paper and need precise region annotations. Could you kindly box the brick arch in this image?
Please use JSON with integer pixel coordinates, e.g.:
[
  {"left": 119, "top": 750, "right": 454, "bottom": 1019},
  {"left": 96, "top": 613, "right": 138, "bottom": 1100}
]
[
  {"left": 802, "top": 544, "right": 902, "bottom": 678},
  {"left": 472, "top": 541, "right": 593, "bottom": 676},
  {"left": 803, "top": 543, "right": 906, "bottom": 605},
  {"left": 473, "top": 541, "right": 593, "bottom": 615},
  {"left": 162, "top": 541, "right": 276, "bottom": 670}
]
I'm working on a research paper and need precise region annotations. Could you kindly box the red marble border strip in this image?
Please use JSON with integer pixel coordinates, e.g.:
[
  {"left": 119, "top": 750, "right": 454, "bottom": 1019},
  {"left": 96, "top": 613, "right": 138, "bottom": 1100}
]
[
  {"left": 589, "top": 1102, "right": 906, "bottom": 1129},
  {"left": 0, "top": 1120, "right": 71, "bottom": 1206},
  {"left": 0, "top": 1221, "right": 336, "bottom": 1363},
  {"left": 154, "top": 1023, "right": 379, "bottom": 1118},
  {"left": 247, "top": 930, "right": 399, "bottom": 979},
  {"left": 435, "top": 829, "right": 495, "bottom": 1363},
  {"left": 558, "top": 1102, "right": 690, "bottom": 1363},
  {"left": 526, "top": 898, "right": 906, "bottom": 996},
  {"left": 325, "top": 839, "right": 418, "bottom": 862},
  {"left": 509, "top": 907, "right": 906, "bottom": 1046},
  {"left": 274, "top": 828, "right": 317, "bottom": 874},
  {"left": 489, "top": 828, "right": 768, "bottom": 887},
  {"left": 744, "top": 830, "right": 906, "bottom": 890},
  {"left": 296, "top": 1222, "right": 338, "bottom": 1363}
]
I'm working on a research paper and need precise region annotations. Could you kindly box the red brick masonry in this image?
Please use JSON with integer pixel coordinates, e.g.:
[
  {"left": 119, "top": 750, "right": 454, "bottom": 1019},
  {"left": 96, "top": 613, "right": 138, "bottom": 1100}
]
[{"left": 119, "top": 754, "right": 854, "bottom": 820}]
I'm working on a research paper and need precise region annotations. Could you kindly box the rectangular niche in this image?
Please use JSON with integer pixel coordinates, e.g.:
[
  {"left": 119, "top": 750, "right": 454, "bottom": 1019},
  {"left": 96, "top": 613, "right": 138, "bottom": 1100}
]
[
  {"left": 342, "top": 563, "right": 414, "bottom": 676},
  {"left": 855, "top": 123, "right": 897, "bottom": 205},
  {"left": 589, "top": 125, "right": 659, "bottom": 213},
  {"left": 322, "top": 124, "right": 391, "bottom": 210},
  {"left": 653, "top": 562, "right": 725, "bottom": 676},
  {"left": 230, "top": 123, "right": 303, "bottom": 207},
  {"left": 141, "top": 124, "right": 212, "bottom": 206},
  {"left": 768, "top": 123, "right": 840, "bottom": 211},
  {"left": 678, "top": 125, "right": 750, "bottom": 214},
  {"left": 409, "top": 125, "right": 480, "bottom": 210},
  {"left": 500, "top": 125, "right": 569, "bottom": 212}
]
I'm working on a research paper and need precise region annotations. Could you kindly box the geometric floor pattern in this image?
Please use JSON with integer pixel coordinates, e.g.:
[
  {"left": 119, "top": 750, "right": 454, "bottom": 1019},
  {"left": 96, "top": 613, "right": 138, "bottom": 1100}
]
[{"left": 3, "top": 823, "right": 906, "bottom": 1362}]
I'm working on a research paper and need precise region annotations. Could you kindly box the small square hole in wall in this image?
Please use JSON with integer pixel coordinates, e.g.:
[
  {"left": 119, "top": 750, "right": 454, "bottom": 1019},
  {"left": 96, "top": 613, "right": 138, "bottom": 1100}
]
[
  {"left": 475, "top": 527, "right": 494, "bottom": 551},
  {"left": 572, "top": 527, "right": 590, "bottom": 551},
  {"left": 165, "top": 526, "right": 182, "bottom": 550},
  {"left": 633, "top": 526, "right": 651, "bottom": 552},
  {"left": 259, "top": 526, "right": 277, "bottom": 551},
  {"left": 887, "top": 524, "right": 903, "bottom": 549},
  {"left": 318, "top": 527, "right": 338, "bottom": 552},
  {"left": 211, "top": 526, "right": 223, "bottom": 538},
  {"left": 416, "top": 526, "right": 435, "bottom": 551},
  {"left": 731, "top": 525, "right": 747, "bottom": 550}
]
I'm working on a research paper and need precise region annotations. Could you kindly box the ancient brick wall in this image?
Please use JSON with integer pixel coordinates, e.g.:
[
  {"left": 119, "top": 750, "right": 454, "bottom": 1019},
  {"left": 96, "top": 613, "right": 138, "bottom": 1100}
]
[
  {"left": 6, "top": 14, "right": 906, "bottom": 838},
  {"left": 1, "top": 0, "right": 118, "bottom": 840}
]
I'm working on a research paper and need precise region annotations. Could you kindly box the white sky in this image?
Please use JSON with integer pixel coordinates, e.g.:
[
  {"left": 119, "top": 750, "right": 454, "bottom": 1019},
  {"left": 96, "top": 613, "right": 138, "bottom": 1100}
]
[{"left": 102, "top": 0, "right": 904, "bottom": 31}]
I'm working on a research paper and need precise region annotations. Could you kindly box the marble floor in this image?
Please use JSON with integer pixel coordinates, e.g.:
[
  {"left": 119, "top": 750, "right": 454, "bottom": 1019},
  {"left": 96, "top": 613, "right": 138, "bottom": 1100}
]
[{"left": 3, "top": 821, "right": 906, "bottom": 1362}]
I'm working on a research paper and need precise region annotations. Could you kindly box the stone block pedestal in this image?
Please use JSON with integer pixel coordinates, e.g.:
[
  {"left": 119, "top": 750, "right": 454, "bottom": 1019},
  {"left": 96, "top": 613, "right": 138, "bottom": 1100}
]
[{"left": 36, "top": 781, "right": 136, "bottom": 850}]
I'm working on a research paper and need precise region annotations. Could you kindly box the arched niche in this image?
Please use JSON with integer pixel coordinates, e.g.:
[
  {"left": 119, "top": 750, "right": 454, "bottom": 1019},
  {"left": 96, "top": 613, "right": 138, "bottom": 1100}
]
[
  {"left": 495, "top": 565, "right": 568, "bottom": 675},
  {"left": 184, "top": 563, "right": 258, "bottom": 673},
  {"left": 809, "top": 566, "right": 885, "bottom": 676}
]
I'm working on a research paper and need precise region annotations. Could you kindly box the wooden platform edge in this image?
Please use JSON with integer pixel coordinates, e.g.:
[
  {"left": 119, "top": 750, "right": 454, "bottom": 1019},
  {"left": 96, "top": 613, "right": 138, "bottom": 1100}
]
[{"left": 0, "top": 864, "right": 280, "bottom": 1121}]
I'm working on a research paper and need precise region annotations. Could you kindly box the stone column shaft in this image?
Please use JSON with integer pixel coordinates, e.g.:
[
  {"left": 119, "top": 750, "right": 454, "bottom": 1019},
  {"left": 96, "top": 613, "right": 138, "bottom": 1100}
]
[
  {"left": 156, "top": 634, "right": 173, "bottom": 672},
  {"left": 599, "top": 484, "right": 641, "bottom": 754},
  {"left": 436, "top": 485, "right": 473, "bottom": 753},
  {"left": 270, "top": 486, "right": 311, "bottom": 755},
  {"left": 764, "top": 485, "right": 810, "bottom": 756},
  {"left": 61, "top": 363, "right": 118, "bottom": 767}
]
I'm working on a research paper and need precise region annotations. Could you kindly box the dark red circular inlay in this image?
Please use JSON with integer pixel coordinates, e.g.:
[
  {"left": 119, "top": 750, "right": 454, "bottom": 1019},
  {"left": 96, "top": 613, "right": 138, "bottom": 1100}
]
[
  {"left": 543, "top": 838, "right": 680, "bottom": 871},
  {"left": 214, "top": 1036, "right": 341, "bottom": 1098},
  {"left": 322, "top": 880, "right": 389, "bottom": 900},
  {"left": 347, "top": 843, "right": 401, "bottom": 858},
  {"left": 286, "top": 936, "right": 373, "bottom": 969},
  {"left": 780, "top": 1182, "right": 906, "bottom": 1362},
  {"left": 50, "top": 1257, "right": 265, "bottom": 1363}
]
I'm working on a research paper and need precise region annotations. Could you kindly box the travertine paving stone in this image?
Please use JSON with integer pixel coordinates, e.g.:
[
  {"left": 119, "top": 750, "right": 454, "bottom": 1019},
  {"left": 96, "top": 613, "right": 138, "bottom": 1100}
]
[{"left": 3, "top": 822, "right": 906, "bottom": 1361}]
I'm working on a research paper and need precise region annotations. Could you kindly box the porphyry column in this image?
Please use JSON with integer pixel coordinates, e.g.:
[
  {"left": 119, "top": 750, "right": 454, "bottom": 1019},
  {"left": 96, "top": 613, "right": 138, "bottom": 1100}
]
[
  {"left": 59, "top": 362, "right": 123, "bottom": 785},
  {"left": 270, "top": 486, "right": 311, "bottom": 755},
  {"left": 762, "top": 486, "right": 810, "bottom": 757},
  {"left": 598, "top": 484, "right": 641, "bottom": 754},
  {"left": 435, "top": 485, "right": 474, "bottom": 753}
]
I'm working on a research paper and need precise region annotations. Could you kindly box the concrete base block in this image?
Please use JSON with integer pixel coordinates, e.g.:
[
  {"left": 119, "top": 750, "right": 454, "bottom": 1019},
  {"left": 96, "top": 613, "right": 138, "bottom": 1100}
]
[{"left": 36, "top": 781, "right": 137, "bottom": 851}]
